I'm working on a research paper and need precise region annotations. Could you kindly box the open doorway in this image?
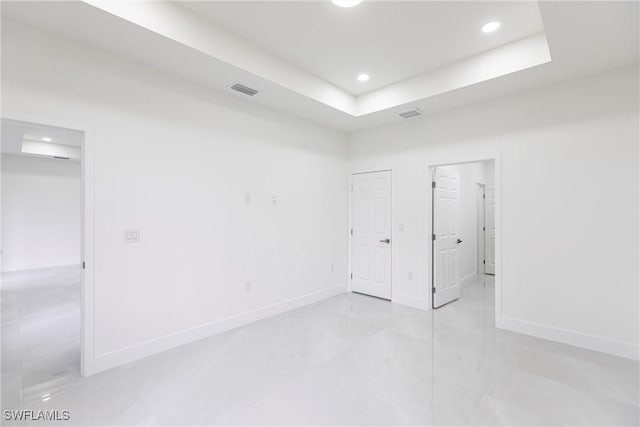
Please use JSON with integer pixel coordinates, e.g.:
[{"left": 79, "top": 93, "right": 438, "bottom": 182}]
[
  {"left": 1, "top": 118, "right": 84, "bottom": 407},
  {"left": 431, "top": 160, "right": 496, "bottom": 309}
]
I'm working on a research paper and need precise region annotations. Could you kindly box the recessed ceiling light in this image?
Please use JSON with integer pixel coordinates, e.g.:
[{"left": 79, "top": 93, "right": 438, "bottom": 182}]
[
  {"left": 357, "top": 73, "right": 370, "bottom": 82},
  {"left": 42, "top": 137, "right": 52, "bottom": 142},
  {"left": 482, "top": 21, "right": 501, "bottom": 33},
  {"left": 332, "top": 0, "right": 362, "bottom": 8}
]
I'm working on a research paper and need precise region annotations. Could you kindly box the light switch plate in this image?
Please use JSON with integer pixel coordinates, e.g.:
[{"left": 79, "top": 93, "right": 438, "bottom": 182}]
[{"left": 124, "top": 229, "right": 140, "bottom": 243}]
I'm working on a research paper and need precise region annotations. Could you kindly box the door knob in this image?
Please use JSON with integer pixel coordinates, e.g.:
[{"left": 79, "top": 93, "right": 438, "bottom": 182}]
[
  {"left": 456, "top": 239, "right": 463, "bottom": 244},
  {"left": 380, "top": 238, "right": 391, "bottom": 244}
]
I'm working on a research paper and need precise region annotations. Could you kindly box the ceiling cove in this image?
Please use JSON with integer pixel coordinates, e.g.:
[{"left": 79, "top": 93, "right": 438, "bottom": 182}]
[{"left": 82, "top": 0, "right": 551, "bottom": 117}]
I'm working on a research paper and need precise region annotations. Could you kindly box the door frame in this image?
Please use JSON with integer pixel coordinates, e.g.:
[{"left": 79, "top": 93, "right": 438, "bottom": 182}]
[
  {"left": 426, "top": 154, "right": 501, "bottom": 319},
  {"left": 484, "top": 184, "right": 497, "bottom": 275},
  {"left": 348, "top": 169, "right": 393, "bottom": 299},
  {"left": 2, "top": 111, "right": 95, "bottom": 376},
  {"left": 477, "top": 182, "right": 486, "bottom": 274}
]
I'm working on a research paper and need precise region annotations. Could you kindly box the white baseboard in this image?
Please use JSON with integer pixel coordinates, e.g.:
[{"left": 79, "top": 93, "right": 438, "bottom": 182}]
[
  {"left": 460, "top": 272, "right": 478, "bottom": 287},
  {"left": 87, "top": 285, "right": 347, "bottom": 375},
  {"left": 1, "top": 263, "right": 80, "bottom": 274},
  {"left": 496, "top": 316, "right": 639, "bottom": 361},
  {"left": 1, "top": 262, "right": 81, "bottom": 274},
  {"left": 392, "top": 293, "right": 430, "bottom": 311}
]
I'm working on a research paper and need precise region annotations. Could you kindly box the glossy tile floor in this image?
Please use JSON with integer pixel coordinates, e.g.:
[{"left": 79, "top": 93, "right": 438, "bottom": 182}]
[
  {"left": 1, "top": 269, "right": 638, "bottom": 425},
  {"left": 1, "top": 266, "right": 81, "bottom": 412}
]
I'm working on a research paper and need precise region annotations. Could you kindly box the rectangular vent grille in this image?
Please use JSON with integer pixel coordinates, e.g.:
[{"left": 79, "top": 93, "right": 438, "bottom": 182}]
[
  {"left": 398, "top": 108, "right": 422, "bottom": 119},
  {"left": 231, "top": 83, "right": 259, "bottom": 96}
]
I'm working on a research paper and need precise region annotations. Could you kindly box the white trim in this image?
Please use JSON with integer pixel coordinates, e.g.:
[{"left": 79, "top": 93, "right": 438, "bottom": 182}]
[
  {"left": 81, "top": 126, "right": 95, "bottom": 377},
  {"left": 90, "top": 285, "right": 347, "bottom": 374},
  {"left": 476, "top": 183, "right": 486, "bottom": 274},
  {"left": 347, "top": 174, "right": 354, "bottom": 293},
  {"left": 497, "top": 316, "right": 640, "bottom": 361}
]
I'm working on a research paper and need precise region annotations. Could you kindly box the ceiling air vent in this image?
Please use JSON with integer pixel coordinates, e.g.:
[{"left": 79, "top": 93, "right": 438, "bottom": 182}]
[
  {"left": 230, "top": 83, "right": 259, "bottom": 96},
  {"left": 398, "top": 108, "right": 422, "bottom": 119}
]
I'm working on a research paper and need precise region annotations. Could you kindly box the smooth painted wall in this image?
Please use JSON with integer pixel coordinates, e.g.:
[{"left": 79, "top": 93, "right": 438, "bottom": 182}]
[
  {"left": 1, "top": 154, "right": 81, "bottom": 272},
  {"left": 349, "top": 66, "right": 639, "bottom": 359},
  {"left": 1, "top": 21, "right": 348, "bottom": 373}
]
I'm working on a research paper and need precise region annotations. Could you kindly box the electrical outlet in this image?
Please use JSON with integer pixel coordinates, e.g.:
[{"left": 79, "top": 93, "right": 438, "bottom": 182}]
[
  {"left": 271, "top": 194, "right": 278, "bottom": 205},
  {"left": 245, "top": 281, "right": 252, "bottom": 292},
  {"left": 124, "top": 229, "right": 140, "bottom": 243},
  {"left": 245, "top": 193, "right": 252, "bottom": 205},
  {"left": 330, "top": 264, "right": 335, "bottom": 273},
  {"left": 408, "top": 271, "right": 414, "bottom": 280}
]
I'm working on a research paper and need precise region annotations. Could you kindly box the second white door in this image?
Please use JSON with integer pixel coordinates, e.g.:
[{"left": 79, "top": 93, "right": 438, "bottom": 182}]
[
  {"left": 351, "top": 171, "right": 392, "bottom": 300},
  {"left": 433, "top": 167, "right": 461, "bottom": 308}
]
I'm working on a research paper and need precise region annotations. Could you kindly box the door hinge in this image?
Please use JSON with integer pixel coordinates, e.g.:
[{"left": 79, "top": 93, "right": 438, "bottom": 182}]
[
  {"left": 351, "top": 184, "right": 354, "bottom": 192},
  {"left": 432, "top": 287, "right": 436, "bottom": 294},
  {"left": 350, "top": 228, "right": 353, "bottom": 236},
  {"left": 82, "top": 261, "right": 85, "bottom": 269},
  {"left": 483, "top": 260, "right": 486, "bottom": 264},
  {"left": 350, "top": 273, "right": 353, "bottom": 280},
  {"left": 432, "top": 234, "right": 436, "bottom": 241},
  {"left": 483, "top": 194, "right": 486, "bottom": 199},
  {"left": 432, "top": 181, "right": 436, "bottom": 188},
  {"left": 483, "top": 226, "right": 485, "bottom": 231}
]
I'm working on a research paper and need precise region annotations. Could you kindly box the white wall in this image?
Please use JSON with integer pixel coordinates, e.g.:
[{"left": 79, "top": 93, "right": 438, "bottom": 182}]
[
  {"left": 349, "top": 66, "right": 639, "bottom": 359},
  {"left": 1, "top": 21, "right": 348, "bottom": 374},
  {"left": 1, "top": 154, "right": 81, "bottom": 272}
]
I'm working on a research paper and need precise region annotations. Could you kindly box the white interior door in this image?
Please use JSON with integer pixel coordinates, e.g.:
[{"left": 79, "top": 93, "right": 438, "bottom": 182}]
[
  {"left": 351, "top": 171, "right": 392, "bottom": 300},
  {"left": 484, "top": 184, "right": 496, "bottom": 275},
  {"left": 433, "top": 167, "right": 461, "bottom": 308}
]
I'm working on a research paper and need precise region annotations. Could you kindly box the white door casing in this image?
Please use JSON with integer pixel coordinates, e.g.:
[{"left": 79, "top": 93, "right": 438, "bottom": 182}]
[
  {"left": 351, "top": 171, "right": 392, "bottom": 300},
  {"left": 477, "top": 183, "right": 486, "bottom": 274},
  {"left": 433, "top": 167, "right": 461, "bottom": 308},
  {"left": 485, "top": 184, "right": 496, "bottom": 275}
]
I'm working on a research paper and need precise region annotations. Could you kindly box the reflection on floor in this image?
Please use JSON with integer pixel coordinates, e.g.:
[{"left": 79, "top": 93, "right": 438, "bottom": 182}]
[
  {"left": 1, "top": 266, "right": 81, "bottom": 411},
  {"left": 1, "top": 271, "right": 638, "bottom": 425}
]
